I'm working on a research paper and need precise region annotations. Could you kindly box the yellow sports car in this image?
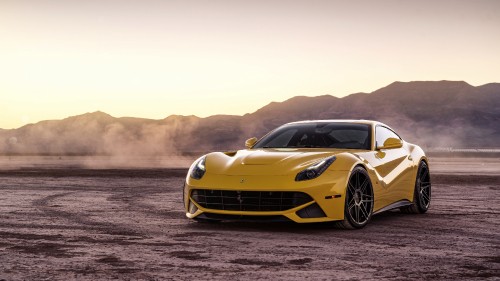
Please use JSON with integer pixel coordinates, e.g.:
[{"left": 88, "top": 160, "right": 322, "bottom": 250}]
[{"left": 184, "top": 120, "right": 431, "bottom": 228}]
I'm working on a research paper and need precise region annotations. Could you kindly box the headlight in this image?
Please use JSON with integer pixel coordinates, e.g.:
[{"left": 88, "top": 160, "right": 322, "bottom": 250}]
[
  {"left": 190, "top": 156, "right": 207, "bottom": 180},
  {"left": 295, "top": 156, "right": 336, "bottom": 181}
]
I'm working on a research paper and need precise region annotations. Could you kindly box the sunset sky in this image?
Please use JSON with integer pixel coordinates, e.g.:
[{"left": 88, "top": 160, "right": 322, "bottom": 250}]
[{"left": 1, "top": 0, "right": 499, "bottom": 129}]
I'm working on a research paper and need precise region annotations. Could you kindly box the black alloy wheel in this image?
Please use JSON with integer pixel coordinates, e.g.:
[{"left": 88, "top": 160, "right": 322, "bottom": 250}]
[
  {"left": 335, "top": 166, "right": 374, "bottom": 229},
  {"left": 401, "top": 161, "right": 431, "bottom": 214}
]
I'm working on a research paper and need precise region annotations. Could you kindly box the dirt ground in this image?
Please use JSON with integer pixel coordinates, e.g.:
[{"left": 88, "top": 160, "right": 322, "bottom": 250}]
[{"left": 0, "top": 167, "right": 499, "bottom": 280}]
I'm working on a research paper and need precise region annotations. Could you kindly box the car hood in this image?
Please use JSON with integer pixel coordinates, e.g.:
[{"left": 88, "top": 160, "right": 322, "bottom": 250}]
[{"left": 205, "top": 148, "right": 343, "bottom": 176}]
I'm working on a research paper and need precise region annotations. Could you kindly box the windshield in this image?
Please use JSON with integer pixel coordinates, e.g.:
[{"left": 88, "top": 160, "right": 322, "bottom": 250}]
[{"left": 253, "top": 122, "right": 372, "bottom": 150}]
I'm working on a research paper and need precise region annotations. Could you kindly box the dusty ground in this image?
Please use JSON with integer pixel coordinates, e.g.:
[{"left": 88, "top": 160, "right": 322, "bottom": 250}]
[{"left": 0, "top": 167, "right": 499, "bottom": 280}]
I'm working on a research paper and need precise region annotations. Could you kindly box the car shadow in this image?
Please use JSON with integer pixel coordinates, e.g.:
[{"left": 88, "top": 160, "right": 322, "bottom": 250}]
[{"left": 183, "top": 209, "right": 417, "bottom": 234}]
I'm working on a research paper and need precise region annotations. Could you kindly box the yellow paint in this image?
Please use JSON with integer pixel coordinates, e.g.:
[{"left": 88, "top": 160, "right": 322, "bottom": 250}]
[{"left": 184, "top": 120, "right": 427, "bottom": 223}]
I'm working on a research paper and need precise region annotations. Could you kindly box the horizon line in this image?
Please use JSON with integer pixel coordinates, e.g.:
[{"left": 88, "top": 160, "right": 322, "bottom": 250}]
[{"left": 2, "top": 79, "right": 498, "bottom": 130}]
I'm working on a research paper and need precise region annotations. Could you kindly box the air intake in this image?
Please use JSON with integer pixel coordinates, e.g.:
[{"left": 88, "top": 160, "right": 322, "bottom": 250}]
[{"left": 296, "top": 203, "right": 326, "bottom": 218}]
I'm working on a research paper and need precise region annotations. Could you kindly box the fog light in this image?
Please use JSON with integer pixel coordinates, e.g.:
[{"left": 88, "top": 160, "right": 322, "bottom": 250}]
[
  {"left": 188, "top": 201, "right": 198, "bottom": 214},
  {"left": 296, "top": 203, "right": 326, "bottom": 218}
]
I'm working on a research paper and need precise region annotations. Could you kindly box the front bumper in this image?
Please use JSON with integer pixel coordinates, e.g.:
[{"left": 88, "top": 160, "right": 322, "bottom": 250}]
[{"left": 183, "top": 171, "right": 349, "bottom": 223}]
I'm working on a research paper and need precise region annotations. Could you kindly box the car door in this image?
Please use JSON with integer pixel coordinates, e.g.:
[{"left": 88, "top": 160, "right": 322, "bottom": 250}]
[{"left": 368, "top": 126, "right": 413, "bottom": 208}]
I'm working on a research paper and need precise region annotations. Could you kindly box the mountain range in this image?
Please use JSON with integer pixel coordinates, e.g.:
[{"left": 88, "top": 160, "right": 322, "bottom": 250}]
[{"left": 1, "top": 80, "right": 499, "bottom": 156}]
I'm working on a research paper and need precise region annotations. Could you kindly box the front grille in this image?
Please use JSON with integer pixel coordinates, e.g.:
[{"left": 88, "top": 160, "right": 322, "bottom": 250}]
[{"left": 191, "top": 189, "right": 313, "bottom": 212}]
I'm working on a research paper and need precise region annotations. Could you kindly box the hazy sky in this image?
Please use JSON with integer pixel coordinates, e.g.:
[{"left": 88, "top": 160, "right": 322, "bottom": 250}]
[{"left": 1, "top": 0, "right": 499, "bottom": 129}]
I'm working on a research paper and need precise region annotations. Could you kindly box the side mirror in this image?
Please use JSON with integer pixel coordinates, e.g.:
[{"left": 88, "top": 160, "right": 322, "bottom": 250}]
[
  {"left": 377, "top": 137, "right": 403, "bottom": 150},
  {"left": 245, "top": 137, "right": 258, "bottom": 149}
]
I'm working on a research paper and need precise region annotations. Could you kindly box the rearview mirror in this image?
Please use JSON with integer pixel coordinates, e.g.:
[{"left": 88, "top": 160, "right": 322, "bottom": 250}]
[
  {"left": 245, "top": 137, "right": 258, "bottom": 149},
  {"left": 377, "top": 137, "right": 403, "bottom": 150}
]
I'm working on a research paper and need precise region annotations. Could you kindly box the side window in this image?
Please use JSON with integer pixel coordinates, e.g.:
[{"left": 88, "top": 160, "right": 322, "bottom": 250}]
[{"left": 376, "top": 126, "right": 400, "bottom": 148}]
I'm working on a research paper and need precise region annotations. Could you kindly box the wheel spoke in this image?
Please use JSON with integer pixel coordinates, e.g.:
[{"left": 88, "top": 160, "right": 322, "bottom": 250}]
[
  {"left": 348, "top": 205, "right": 356, "bottom": 214},
  {"left": 348, "top": 183, "right": 356, "bottom": 195},
  {"left": 422, "top": 187, "right": 430, "bottom": 197},
  {"left": 348, "top": 197, "right": 356, "bottom": 209},
  {"left": 363, "top": 201, "right": 371, "bottom": 213},
  {"left": 421, "top": 191, "right": 430, "bottom": 203},
  {"left": 348, "top": 203, "right": 356, "bottom": 212},
  {"left": 420, "top": 184, "right": 430, "bottom": 195},
  {"left": 360, "top": 177, "right": 369, "bottom": 193},
  {"left": 421, "top": 184, "right": 431, "bottom": 190},
  {"left": 360, "top": 203, "right": 369, "bottom": 220},
  {"left": 423, "top": 187, "right": 430, "bottom": 196}
]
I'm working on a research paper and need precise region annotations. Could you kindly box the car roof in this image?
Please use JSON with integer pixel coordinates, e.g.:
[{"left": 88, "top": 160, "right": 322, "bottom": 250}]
[{"left": 285, "top": 119, "right": 390, "bottom": 128}]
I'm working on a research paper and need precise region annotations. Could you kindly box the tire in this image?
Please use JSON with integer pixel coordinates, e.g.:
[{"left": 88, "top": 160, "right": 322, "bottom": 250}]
[
  {"left": 335, "top": 166, "right": 374, "bottom": 229},
  {"left": 400, "top": 161, "right": 431, "bottom": 214}
]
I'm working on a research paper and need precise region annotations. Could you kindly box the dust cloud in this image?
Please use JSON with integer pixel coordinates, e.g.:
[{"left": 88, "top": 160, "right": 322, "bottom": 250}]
[
  {"left": 0, "top": 113, "right": 204, "bottom": 169},
  {"left": 0, "top": 110, "right": 496, "bottom": 170}
]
